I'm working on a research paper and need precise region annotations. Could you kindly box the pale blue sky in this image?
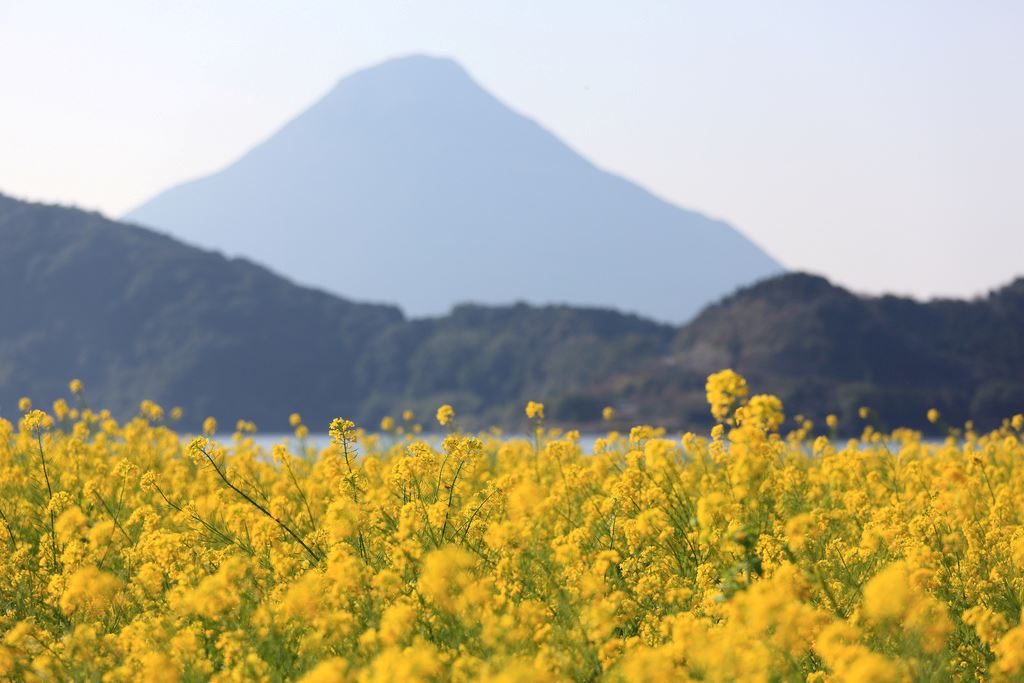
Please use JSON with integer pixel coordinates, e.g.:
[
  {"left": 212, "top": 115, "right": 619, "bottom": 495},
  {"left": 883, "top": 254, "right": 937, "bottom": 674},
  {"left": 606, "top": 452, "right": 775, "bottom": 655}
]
[{"left": 1, "top": 1, "right": 1022, "bottom": 299}]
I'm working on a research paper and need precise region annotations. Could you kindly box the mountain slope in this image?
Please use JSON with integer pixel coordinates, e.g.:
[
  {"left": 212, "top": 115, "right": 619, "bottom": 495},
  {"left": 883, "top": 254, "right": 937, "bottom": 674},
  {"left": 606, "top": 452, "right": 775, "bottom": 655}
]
[
  {"left": 0, "top": 194, "right": 670, "bottom": 429},
  {"left": 4, "top": 194, "right": 1021, "bottom": 432},
  {"left": 124, "top": 55, "right": 782, "bottom": 323},
  {"left": 667, "top": 273, "right": 1024, "bottom": 430},
  {"left": 0, "top": 193, "right": 402, "bottom": 424}
]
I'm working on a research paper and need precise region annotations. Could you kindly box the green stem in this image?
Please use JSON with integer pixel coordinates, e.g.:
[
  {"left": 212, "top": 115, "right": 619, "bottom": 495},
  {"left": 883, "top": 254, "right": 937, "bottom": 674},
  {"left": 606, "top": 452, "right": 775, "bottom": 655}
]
[{"left": 197, "top": 444, "right": 321, "bottom": 563}]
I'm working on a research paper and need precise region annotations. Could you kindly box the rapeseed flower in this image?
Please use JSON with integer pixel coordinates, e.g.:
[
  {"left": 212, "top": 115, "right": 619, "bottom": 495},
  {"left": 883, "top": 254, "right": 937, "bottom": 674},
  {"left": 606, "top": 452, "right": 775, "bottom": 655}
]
[
  {"left": 0, "top": 370, "right": 1020, "bottom": 680},
  {"left": 705, "top": 368, "right": 748, "bottom": 422},
  {"left": 436, "top": 404, "right": 455, "bottom": 426},
  {"left": 525, "top": 401, "right": 544, "bottom": 420}
]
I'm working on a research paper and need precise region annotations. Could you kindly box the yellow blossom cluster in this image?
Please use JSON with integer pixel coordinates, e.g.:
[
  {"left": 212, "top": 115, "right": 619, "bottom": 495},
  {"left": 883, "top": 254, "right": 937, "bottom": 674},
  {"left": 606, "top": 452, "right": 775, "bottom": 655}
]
[
  {"left": 1, "top": 372, "right": 1023, "bottom": 681},
  {"left": 705, "top": 369, "right": 749, "bottom": 423}
]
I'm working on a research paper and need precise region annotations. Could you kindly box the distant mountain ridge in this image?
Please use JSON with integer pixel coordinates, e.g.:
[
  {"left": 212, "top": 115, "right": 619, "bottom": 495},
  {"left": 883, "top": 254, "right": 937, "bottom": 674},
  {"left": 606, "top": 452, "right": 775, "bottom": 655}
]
[
  {"left": 3, "top": 193, "right": 1023, "bottom": 433},
  {"left": 1, "top": 194, "right": 670, "bottom": 428},
  {"left": 666, "top": 273, "right": 1024, "bottom": 428},
  {"left": 0, "top": 193, "right": 401, "bottom": 424},
  {"left": 124, "top": 55, "right": 782, "bottom": 323}
]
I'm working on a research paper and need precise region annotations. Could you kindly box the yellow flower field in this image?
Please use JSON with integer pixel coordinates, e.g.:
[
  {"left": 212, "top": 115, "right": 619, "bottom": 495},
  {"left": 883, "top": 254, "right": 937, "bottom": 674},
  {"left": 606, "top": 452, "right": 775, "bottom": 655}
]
[{"left": 2, "top": 372, "right": 1024, "bottom": 682}]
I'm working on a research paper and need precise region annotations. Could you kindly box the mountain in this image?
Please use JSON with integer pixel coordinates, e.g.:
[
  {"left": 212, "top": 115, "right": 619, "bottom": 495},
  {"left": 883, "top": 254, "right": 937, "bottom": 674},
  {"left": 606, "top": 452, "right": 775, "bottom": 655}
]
[
  {"left": 359, "top": 302, "right": 673, "bottom": 427},
  {"left": 4, "top": 194, "right": 1022, "bottom": 433},
  {"left": 124, "top": 55, "right": 782, "bottom": 324},
  {"left": 0, "top": 193, "right": 401, "bottom": 425},
  {"left": 0, "top": 194, "right": 670, "bottom": 429},
  {"left": 666, "top": 273, "right": 1024, "bottom": 430}
]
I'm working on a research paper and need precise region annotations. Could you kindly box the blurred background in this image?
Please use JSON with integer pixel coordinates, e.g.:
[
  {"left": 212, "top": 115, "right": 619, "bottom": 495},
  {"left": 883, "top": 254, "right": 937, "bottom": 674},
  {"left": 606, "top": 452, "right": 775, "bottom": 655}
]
[{"left": 1, "top": 1, "right": 1021, "bottom": 432}]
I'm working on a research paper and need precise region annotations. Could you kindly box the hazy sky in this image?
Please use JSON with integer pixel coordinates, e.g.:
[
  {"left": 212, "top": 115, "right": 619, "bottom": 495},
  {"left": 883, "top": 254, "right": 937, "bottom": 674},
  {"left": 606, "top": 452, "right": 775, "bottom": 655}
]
[{"left": 2, "top": 1, "right": 1022, "bottom": 299}]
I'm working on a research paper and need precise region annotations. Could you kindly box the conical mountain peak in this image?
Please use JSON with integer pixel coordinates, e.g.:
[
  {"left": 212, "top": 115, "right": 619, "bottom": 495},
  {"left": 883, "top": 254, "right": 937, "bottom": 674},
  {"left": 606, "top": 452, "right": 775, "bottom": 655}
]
[
  {"left": 332, "top": 54, "right": 470, "bottom": 84},
  {"left": 125, "top": 57, "right": 781, "bottom": 322}
]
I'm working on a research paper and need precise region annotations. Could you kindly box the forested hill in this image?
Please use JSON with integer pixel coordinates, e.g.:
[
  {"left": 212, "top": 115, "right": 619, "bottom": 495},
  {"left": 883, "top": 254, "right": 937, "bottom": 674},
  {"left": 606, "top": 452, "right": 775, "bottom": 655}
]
[
  {"left": 0, "top": 193, "right": 402, "bottom": 426},
  {"left": 0, "top": 194, "right": 670, "bottom": 429},
  {"left": 667, "top": 273, "right": 1024, "bottom": 431},
  {"left": 2, "top": 193, "right": 1021, "bottom": 432}
]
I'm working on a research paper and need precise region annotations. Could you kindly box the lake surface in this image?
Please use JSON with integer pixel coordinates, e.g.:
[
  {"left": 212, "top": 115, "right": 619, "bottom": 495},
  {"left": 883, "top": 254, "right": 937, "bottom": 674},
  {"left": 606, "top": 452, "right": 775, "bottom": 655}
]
[
  {"left": 245, "top": 432, "right": 607, "bottom": 453},
  {"left": 225, "top": 432, "right": 943, "bottom": 456}
]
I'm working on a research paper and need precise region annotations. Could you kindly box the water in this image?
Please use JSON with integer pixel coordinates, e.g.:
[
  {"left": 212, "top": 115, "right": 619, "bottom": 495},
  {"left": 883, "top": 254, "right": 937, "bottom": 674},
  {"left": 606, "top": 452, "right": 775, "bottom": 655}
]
[{"left": 244, "top": 432, "right": 608, "bottom": 453}]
